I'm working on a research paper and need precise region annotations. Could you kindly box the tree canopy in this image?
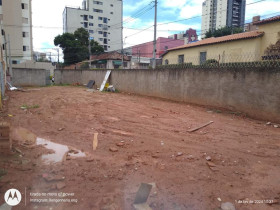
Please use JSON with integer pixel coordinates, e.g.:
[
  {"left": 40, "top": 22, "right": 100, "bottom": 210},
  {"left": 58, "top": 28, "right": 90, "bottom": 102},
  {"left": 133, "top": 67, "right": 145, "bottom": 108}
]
[
  {"left": 54, "top": 28, "right": 104, "bottom": 65},
  {"left": 204, "top": 26, "right": 244, "bottom": 39}
]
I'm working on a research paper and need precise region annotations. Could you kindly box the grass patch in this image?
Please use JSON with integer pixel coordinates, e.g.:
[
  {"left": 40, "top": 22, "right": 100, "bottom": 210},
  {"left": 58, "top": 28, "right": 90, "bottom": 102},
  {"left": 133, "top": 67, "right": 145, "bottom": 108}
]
[
  {"left": 0, "top": 168, "right": 7, "bottom": 179},
  {"left": 21, "top": 104, "right": 40, "bottom": 109},
  {"left": 210, "top": 109, "right": 222, "bottom": 113}
]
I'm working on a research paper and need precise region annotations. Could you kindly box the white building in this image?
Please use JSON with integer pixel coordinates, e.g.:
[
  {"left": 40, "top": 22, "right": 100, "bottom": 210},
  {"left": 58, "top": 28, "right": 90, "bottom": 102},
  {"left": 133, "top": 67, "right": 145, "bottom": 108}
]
[
  {"left": 63, "top": 0, "right": 122, "bottom": 52},
  {"left": 201, "top": 0, "right": 246, "bottom": 38},
  {"left": 0, "top": 0, "right": 33, "bottom": 64}
]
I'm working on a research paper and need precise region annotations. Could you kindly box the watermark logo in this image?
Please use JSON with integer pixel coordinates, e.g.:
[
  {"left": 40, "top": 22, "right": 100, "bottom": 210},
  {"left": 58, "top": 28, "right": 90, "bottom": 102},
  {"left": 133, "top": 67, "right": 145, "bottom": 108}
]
[{"left": 4, "top": 189, "right": 22, "bottom": 206}]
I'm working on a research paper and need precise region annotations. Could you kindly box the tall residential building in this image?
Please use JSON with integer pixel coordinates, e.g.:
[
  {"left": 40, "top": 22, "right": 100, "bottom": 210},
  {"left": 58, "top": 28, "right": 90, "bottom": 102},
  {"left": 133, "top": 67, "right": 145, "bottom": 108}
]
[
  {"left": 63, "top": 0, "right": 122, "bottom": 52},
  {"left": 201, "top": 0, "right": 246, "bottom": 38},
  {"left": 0, "top": 0, "right": 33, "bottom": 64}
]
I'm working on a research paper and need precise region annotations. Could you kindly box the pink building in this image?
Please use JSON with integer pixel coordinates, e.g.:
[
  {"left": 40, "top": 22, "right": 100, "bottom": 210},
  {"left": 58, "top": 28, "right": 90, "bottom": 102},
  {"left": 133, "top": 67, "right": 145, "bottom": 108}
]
[{"left": 131, "top": 37, "right": 184, "bottom": 58}]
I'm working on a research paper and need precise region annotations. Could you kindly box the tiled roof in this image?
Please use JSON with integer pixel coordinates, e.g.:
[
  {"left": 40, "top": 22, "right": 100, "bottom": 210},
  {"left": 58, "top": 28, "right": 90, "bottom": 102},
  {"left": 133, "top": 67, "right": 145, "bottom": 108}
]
[
  {"left": 167, "top": 31, "right": 264, "bottom": 52},
  {"left": 255, "top": 15, "right": 280, "bottom": 25},
  {"left": 90, "top": 51, "right": 130, "bottom": 61}
]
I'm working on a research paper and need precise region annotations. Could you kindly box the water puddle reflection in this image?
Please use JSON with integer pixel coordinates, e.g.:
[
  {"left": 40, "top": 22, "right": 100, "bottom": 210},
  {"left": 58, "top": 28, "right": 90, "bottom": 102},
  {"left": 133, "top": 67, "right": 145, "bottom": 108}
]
[{"left": 36, "top": 137, "right": 86, "bottom": 164}]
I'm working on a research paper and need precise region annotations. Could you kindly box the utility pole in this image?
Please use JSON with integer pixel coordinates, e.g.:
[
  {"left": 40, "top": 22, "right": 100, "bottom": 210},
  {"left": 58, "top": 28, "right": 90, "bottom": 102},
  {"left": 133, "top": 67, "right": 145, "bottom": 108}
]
[
  {"left": 152, "top": 0, "right": 157, "bottom": 69},
  {"left": 55, "top": 48, "right": 60, "bottom": 69},
  {"left": 121, "top": 0, "right": 124, "bottom": 68},
  {"left": 7, "top": 35, "right": 13, "bottom": 82},
  {"left": 88, "top": 38, "right": 91, "bottom": 60},
  {"left": 3, "top": 34, "right": 8, "bottom": 74}
]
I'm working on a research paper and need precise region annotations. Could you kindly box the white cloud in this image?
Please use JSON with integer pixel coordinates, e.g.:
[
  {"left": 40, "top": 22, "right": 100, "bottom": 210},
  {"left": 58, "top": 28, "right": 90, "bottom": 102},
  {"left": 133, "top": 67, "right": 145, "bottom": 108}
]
[
  {"left": 161, "top": 0, "right": 188, "bottom": 8},
  {"left": 179, "top": 1, "right": 204, "bottom": 19},
  {"left": 245, "top": 0, "right": 280, "bottom": 21}
]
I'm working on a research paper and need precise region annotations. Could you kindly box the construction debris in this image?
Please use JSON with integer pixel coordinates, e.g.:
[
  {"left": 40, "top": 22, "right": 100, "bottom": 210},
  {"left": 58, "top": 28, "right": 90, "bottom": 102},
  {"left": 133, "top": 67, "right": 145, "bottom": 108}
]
[
  {"left": 109, "top": 147, "right": 118, "bottom": 152},
  {"left": 116, "top": 142, "right": 124, "bottom": 147},
  {"left": 100, "top": 70, "right": 111, "bottom": 91},
  {"left": 134, "top": 183, "right": 153, "bottom": 204},
  {"left": 56, "top": 182, "right": 66, "bottom": 190},
  {"left": 93, "top": 133, "right": 98, "bottom": 150},
  {"left": 87, "top": 80, "right": 95, "bottom": 89},
  {"left": 221, "top": 202, "right": 236, "bottom": 210},
  {"left": 107, "top": 85, "right": 115, "bottom": 92},
  {"left": 206, "top": 156, "right": 212, "bottom": 161},
  {"left": 188, "top": 121, "right": 214, "bottom": 132}
]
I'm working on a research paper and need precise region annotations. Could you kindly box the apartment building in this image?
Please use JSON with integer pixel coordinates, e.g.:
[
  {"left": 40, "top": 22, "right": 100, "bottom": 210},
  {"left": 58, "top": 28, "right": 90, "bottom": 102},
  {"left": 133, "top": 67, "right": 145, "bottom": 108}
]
[
  {"left": 63, "top": 0, "right": 122, "bottom": 52},
  {"left": 201, "top": 0, "right": 246, "bottom": 38},
  {"left": 168, "top": 28, "right": 198, "bottom": 44},
  {"left": 0, "top": 0, "right": 33, "bottom": 64}
]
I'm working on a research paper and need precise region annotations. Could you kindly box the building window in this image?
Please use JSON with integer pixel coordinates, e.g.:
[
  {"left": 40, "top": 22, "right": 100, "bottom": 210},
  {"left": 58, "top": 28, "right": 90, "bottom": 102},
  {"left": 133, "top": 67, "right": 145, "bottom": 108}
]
[
  {"left": 110, "top": 12, "right": 113, "bottom": 14},
  {"left": 110, "top": 4, "right": 113, "bottom": 7},
  {"left": 98, "top": 31, "right": 103, "bottom": 34},
  {"left": 103, "top": 18, "right": 108, "bottom": 24},
  {"left": 2, "top": 44, "right": 4, "bottom": 50},
  {"left": 103, "top": 39, "right": 107, "bottom": 44},
  {"left": 12, "top": 60, "right": 18, "bottom": 64},
  {"left": 21, "top": 3, "right": 28, "bottom": 9},
  {"left": 22, "top": 18, "right": 28, "bottom": 24},
  {"left": 165, "top": 59, "right": 169, "bottom": 65},
  {"left": 89, "top": 30, "right": 94, "bottom": 34},
  {"left": 22, "top": 32, "right": 29, "bottom": 37},
  {"left": 89, "top": 15, "right": 93, "bottom": 19},
  {"left": 84, "top": 22, "right": 88, "bottom": 28},
  {"left": 103, "top": 32, "right": 107, "bottom": 37},
  {"left": 0, "top": 0, "right": 2, "bottom": 6},
  {"left": 93, "top": 1, "right": 103, "bottom": 5},
  {"left": 83, "top": 15, "right": 88, "bottom": 21},
  {"left": 99, "top": 38, "right": 103, "bottom": 41},
  {"left": 200, "top": 52, "right": 207, "bottom": 65},
  {"left": 103, "top": 45, "right": 107, "bottom": 51},
  {"left": 98, "top": 24, "right": 103, "bottom": 27},
  {"left": 93, "top": 9, "right": 103, "bottom": 13},
  {"left": 98, "top": 17, "right": 103, "bottom": 20},
  {"left": 178, "top": 55, "right": 184, "bottom": 64},
  {"left": 1, "top": 29, "right": 4, "bottom": 36},
  {"left": 89, "top": 23, "right": 93, "bottom": 26},
  {"left": 23, "top": 46, "right": 29, "bottom": 51}
]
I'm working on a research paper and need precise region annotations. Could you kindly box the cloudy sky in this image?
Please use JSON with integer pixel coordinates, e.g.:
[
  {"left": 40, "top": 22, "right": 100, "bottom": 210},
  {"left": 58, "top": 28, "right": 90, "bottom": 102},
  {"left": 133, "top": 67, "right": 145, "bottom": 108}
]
[{"left": 32, "top": 0, "right": 280, "bottom": 61}]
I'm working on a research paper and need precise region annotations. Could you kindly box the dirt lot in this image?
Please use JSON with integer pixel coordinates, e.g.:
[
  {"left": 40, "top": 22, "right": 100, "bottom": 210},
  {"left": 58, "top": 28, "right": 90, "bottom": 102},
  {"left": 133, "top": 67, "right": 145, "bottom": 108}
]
[{"left": 0, "top": 86, "right": 279, "bottom": 210}]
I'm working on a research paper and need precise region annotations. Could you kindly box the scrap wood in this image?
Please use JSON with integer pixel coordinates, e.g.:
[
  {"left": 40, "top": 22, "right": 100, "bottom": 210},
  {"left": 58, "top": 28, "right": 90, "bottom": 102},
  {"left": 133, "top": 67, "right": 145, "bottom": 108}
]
[
  {"left": 93, "top": 133, "right": 98, "bottom": 150},
  {"left": 188, "top": 121, "right": 214, "bottom": 132},
  {"left": 14, "top": 147, "right": 24, "bottom": 156}
]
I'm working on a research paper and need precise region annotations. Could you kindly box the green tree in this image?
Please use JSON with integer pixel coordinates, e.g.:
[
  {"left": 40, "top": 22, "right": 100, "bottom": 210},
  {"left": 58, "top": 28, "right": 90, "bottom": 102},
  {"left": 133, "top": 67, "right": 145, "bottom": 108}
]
[
  {"left": 37, "top": 58, "right": 50, "bottom": 62},
  {"left": 204, "top": 26, "right": 244, "bottom": 38},
  {"left": 54, "top": 28, "right": 104, "bottom": 65},
  {"left": 90, "top": 40, "right": 104, "bottom": 55}
]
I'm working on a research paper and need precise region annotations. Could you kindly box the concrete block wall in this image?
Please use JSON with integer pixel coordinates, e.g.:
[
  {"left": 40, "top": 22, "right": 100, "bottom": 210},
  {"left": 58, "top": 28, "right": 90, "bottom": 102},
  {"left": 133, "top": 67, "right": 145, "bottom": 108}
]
[
  {"left": 13, "top": 68, "right": 50, "bottom": 86},
  {"left": 54, "top": 68, "right": 280, "bottom": 123}
]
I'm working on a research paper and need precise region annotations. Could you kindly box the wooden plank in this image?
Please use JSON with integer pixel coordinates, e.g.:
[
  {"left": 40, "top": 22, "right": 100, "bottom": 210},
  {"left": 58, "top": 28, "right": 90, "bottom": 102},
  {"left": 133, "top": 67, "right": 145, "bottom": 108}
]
[
  {"left": 93, "top": 133, "right": 98, "bottom": 150},
  {"left": 99, "top": 70, "right": 111, "bottom": 92},
  {"left": 188, "top": 121, "right": 214, "bottom": 132}
]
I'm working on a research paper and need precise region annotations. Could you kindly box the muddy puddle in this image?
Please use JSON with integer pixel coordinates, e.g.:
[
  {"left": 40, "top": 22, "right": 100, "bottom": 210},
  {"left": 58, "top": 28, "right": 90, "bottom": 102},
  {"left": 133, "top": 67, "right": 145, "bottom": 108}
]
[
  {"left": 36, "top": 138, "right": 86, "bottom": 163},
  {"left": 12, "top": 127, "right": 86, "bottom": 164}
]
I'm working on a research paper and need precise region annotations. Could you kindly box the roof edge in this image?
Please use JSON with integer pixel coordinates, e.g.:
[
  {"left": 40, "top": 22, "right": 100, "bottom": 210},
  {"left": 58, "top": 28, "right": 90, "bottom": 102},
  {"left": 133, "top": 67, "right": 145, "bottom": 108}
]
[{"left": 166, "top": 31, "right": 264, "bottom": 53}]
